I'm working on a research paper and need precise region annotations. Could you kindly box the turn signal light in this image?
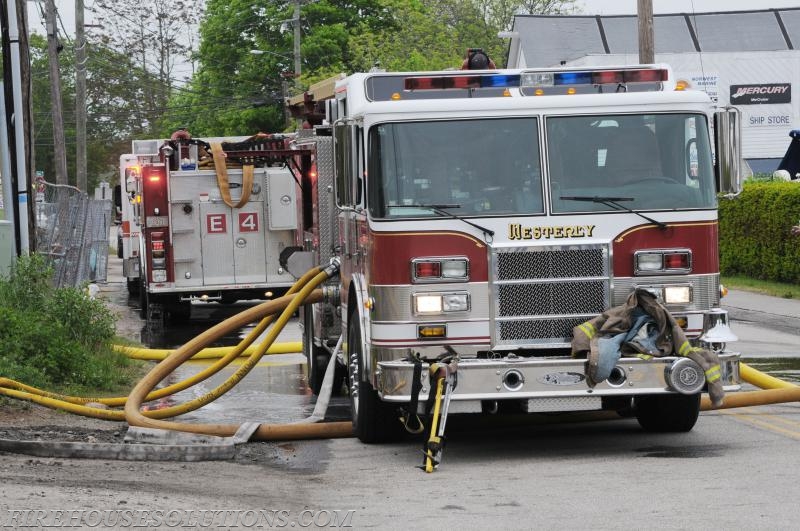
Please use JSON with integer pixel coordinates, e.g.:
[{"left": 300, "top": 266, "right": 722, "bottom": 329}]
[
  {"left": 415, "top": 261, "right": 441, "bottom": 279},
  {"left": 634, "top": 249, "right": 692, "bottom": 275},
  {"left": 412, "top": 257, "right": 469, "bottom": 283},
  {"left": 418, "top": 325, "right": 446, "bottom": 339},
  {"left": 664, "top": 252, "right": 690, "bottom": 269}
]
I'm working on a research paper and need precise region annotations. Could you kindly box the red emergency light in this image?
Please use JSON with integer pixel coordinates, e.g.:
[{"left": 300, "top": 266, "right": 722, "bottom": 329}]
[{"left": 414, "top": 261, "right": 441, "bottom": 278}]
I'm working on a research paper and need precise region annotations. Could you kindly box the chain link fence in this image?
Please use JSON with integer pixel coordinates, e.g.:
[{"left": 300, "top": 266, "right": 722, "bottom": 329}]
[{"left": 35, "top": 182, "right": 113, "bottom": 288}]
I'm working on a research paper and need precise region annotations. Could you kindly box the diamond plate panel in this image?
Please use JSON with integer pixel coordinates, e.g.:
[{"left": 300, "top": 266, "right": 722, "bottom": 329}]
[
  {"left": 492, "top": 245, "right": 610, "bottom": 347},
  {"left": 498, "top": 280, "right": 607, "bottom": 316},
  {"left": 314, "top": 136, "right": 336, "bottom": 265},
  {"left": 496, "top": 247, "right": 605, "bottom": 280},
  {"left": 498, "top": 317, "right": 588, "bottom": 342}
]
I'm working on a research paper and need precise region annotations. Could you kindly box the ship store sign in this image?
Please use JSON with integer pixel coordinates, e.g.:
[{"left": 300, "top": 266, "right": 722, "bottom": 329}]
[
  {"left": 731, "top": 83, "right": 792, "bottom": 128},
  {"left": 730, "top": 83, "right": 791, "bottom": 105}
]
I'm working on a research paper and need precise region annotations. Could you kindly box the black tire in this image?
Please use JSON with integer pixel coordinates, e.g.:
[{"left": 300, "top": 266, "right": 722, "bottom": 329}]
[
  {"left": 347, "top": 313, "right": 405, "bottom": 443},
  {"left": 117, "top": 235, "right": 123, "bottom": 259},
  {"left": 126, "top": 277, "right": 139, "bottom": 296},
  {"left": 138, "top": 274, "right": 148, "bottom": 319},
  {"left": 303, "top": 307, "right": 344, "bottom": 396},
  {"left": 165, "top": 300, "right": 191, "bottom": 323},
  {"left": 634, "top": 393, "right": 701, "bottom": 433}
]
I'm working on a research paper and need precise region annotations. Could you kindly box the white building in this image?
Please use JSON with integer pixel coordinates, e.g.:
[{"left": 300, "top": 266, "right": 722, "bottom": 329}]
[{"left": 505, "top": 8, "right": 800, "bottom": 173}]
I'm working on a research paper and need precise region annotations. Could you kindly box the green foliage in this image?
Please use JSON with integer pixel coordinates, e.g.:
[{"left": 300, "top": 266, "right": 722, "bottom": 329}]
[
  {"left": 0, "top": 255, "right": 138, "bottom": 393},
  {"left": 29, "top": 34, "right": 160, "bottom": 188},
  {"left": 719, "top": 182, "right": 800, "bottom": 284},
  {"left": 161, "top": 0, "right": 575, "bottom": 136}
]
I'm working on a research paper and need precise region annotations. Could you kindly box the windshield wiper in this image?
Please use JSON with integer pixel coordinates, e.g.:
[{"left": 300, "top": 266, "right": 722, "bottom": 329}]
[
  {"left": 390, "top": 204, "right": 495, "bottom": 241},
  {"left": 560, "top": 196, "right": 667, "bottom": 230}
]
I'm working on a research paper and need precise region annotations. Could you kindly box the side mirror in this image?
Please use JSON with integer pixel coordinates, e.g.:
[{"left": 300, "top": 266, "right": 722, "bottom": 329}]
[{"left": 713, "top": 107, "right": 743, "bottom": 196}]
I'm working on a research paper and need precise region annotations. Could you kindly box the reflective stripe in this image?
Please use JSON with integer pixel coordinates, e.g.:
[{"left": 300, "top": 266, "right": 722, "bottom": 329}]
[
  {"left": 678, "top": 341, "right": 692, "bottom": 356},
  {"left": 705, "top": 365, "right": 721, "bottom": 383},
  {"left": 635, "top": 353, "right": 653, "bottom": 360},
  {"left": 579, "top": 322, "right": 595, "bottom": 339}
]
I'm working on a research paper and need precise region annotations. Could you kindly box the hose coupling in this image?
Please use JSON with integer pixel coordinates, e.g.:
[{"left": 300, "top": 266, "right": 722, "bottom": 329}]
[
  {"left": 322, "top": 285, "right": 341, "bottom": 305},
  {"left": 324, "top": 257, "right": 341, "bottom": 277}
]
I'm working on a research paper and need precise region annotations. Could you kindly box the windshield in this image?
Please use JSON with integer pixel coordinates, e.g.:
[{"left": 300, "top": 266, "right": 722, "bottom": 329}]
[
  {"left": 548, "top": 113, "right": 716, "bottom": 212},
  {"left": 367, "top": 118, "right": 543, "bottom": 218}
]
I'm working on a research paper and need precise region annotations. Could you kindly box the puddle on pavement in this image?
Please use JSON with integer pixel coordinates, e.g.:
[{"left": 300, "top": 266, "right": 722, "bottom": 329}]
[
  {"left": 136, "top": 307, "right": 350, "bottom": 426},
  {"left": 635, "top": 445, "right": 726, "bottom": 458}
]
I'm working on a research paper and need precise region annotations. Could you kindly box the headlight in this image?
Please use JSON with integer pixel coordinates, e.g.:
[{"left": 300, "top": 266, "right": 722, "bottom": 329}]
[
  {"left": 413, "top": 292, "right": 470, "bottom": 315},
  {"left": 664, "top": 285, "right": 692, "bottom": 304},
  {"left": 442, "top": 293, "right": 469, "bottom": 312},
  {"left": 414, "top": 294, "right": 442, "bottom": 314}
]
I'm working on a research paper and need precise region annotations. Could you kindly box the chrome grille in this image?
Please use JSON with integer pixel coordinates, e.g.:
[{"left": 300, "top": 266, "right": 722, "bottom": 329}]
[
  {"left": 492, "top": 245, "right": 610, "bottom": 348},
  {"left": 497, "top": 248, "right": 605, "bottom": 280},
  {"left": 498, "top": 280, "right": 607, "bottom": 316}
]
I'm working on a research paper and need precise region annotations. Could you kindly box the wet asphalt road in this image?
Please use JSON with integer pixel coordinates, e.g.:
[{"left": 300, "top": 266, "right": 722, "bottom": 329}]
[{"left": 4, "top": 260, "right": 786, "bottom": 528}]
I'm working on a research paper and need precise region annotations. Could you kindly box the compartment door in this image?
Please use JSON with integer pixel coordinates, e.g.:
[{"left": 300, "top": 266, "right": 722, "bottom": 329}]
[
  {"left": 200, "top": 202, "right": 234, "bottom": 286},
  {"left": 232, "top": 203, "right": 267, "bottom": 284}
]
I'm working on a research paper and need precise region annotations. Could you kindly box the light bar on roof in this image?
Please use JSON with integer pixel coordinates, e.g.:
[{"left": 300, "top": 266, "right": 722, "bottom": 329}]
[
  {"left": 520, "top": 67, "right": 669, "bottom": 95},
  {"left": 404, "top": 74, "right": 521, "bottom": 91}
]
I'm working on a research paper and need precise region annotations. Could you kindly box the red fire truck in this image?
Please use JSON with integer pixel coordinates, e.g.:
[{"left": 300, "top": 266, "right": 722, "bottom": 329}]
[
  {"left": 276, "top": 62, "right": 745, "bottom": 444},
  {"left": 118, "top": 132, "right": 304, "bottom": 325}
]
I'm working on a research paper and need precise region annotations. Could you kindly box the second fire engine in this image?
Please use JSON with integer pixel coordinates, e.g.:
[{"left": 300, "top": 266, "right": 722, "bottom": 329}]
[{"left": 117, "top": 132, "right": 305, "bottom": 325}]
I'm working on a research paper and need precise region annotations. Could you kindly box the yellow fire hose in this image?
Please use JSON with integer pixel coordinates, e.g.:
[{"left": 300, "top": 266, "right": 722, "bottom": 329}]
[
  {"left": 114, "top": 342, "right": 302, "bottom": 361},
  {"left": 124, "top": 266, "right": 353, "bottom": 441},
  {"left": 700, "top": 361, "right": 799, "bottom": 410},
  {"left": 0, "top": 267, "right": 322, "bottom": 417}
]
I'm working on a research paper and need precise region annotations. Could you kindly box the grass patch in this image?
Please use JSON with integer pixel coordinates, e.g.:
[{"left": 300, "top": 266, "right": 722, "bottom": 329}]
[
  {"left": 722, "top": 275, "right": 800, "bottom": 299},
  {"left": 0, "top": 254, "right": 145, "bottom": 397}
]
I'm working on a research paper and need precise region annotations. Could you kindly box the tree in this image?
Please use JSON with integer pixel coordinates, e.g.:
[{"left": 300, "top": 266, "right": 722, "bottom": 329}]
[
  {"left": 28, "top": 34, "right": 160, "bottom": 188},
  {"left": 91, "top": 0, "right": 204, "bottom": 128},
  {"left": 157, "top": 0, "right": 576, "bottom": 136}
]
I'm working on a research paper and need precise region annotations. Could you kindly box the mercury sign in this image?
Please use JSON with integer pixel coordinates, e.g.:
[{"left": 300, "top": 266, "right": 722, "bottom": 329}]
[{"left": 730, "top": 83, "right": 791, "bottom": 105}]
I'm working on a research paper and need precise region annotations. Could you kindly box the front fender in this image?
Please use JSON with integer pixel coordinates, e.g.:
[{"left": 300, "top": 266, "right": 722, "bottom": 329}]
[{"left": 347, "top": 273, "right": 373, "bottom": 383}]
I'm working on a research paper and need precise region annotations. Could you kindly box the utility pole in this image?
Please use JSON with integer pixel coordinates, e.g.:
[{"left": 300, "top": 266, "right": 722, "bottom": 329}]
[
  {"left": 293, "top": 0, "right": 301, "bottom": 81},
  {"left": 2, "top": 0, "right": 32, "bottom": 253},
  {"left": 637, "top": 0, "right": 655, "bottom": 64},
  {"left": 75, "top": 0, "right": 87, "bottom": 193},
  {"left": 45, "top": 0, "right": 69, "bottom": 187}
]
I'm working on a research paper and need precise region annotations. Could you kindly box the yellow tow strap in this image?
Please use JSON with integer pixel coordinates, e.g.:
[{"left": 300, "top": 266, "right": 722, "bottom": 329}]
[{"left": 211, "top": 142, "right": 254, "bottom": 208}]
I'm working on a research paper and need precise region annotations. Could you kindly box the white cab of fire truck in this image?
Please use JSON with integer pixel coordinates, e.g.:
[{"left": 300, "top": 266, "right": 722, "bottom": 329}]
[{"left": 298, "top": 63, "right": 744, "bottom": 443}]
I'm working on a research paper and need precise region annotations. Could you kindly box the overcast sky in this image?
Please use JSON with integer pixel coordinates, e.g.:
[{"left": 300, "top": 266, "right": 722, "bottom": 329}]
[
  {"left": 579, "top": 0, "right": 800, "bottom": 15},
  {"left": 30, "top": 1, "right": 800, "bottom": 37}
]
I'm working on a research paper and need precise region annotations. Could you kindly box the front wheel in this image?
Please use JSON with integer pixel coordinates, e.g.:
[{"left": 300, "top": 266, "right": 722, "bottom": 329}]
[
  {"left": 634, "top": 393, "right": 701, "bottom": 432},
  {"left": 347, "top": 314, "right": 405, "bottom": 443},
  {"left": 303, "top": 307, "right": 344, "bottom": 396}
]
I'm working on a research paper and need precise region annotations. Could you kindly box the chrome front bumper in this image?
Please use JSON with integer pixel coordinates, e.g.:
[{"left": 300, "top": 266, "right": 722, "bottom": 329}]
[{"left": 376, "top": 352, "right": 740, "bottom": 403}]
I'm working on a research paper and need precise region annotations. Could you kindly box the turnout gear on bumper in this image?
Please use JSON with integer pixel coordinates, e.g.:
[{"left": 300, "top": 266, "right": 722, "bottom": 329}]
[{"left": 571, "top": 288, "right": 725, "bottom": 408}]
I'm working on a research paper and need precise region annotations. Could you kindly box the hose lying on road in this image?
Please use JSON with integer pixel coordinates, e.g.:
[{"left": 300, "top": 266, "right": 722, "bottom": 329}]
[
  {"left": 124, "top": 263, "right": 353, "bottom": 441},
  {"left": 700, "top": 361, "right": 799, "bottom": 410},
  {"left": 114, "top": 342, "right": 302, "bottom": 361}
]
